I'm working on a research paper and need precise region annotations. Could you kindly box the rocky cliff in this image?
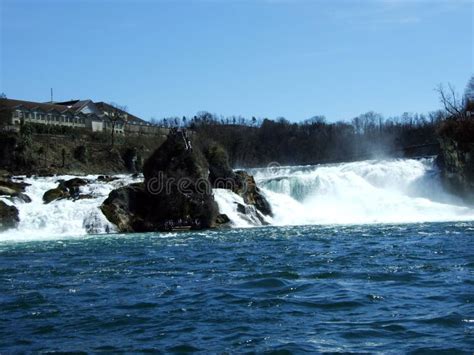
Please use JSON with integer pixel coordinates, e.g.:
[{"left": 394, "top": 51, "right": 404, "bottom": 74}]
[{"left": 437, "top": 119, "right": 474, "bottom": 204}]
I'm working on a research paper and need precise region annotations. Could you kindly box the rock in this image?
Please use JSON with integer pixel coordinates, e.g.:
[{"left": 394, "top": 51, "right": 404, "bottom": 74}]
[
  {"left": 73, "top": 194, "right": 94, "bottom": 201},
  {"left": 0, "top": 186, "right": 17, "bottom": 196},
  {"left": 10, "top": 192, "right": 32, "bottom": 204},
  {"left": 101, "top": 183, "right": 151, "bottom": 232},
  {"left": 0, "top": 178, "right": 29, "bottom": 193},
  {"left": 57, "top": 178, "right": 89, "bottom": 199},
  {"left": 235, "top": 201, "right": 270, "bottom": 226},
  {"left": 236, "top": 202, "right": 246, "bottom": 214},
  {"left": 101, "top": 133, "right": 272, "bottom": 232},
  {"left": 43, "top": 187, "right": 69, "bottom": 204},
  {"left": 437, "top": 119, "right": 474, "bottom": 203},
  {"left": 63, "top": 178, "right": 89, "bottom": 190},
  {"left": 123, "top": 147, "right": 139, "bottom": 173},
  {"left": 215, "top": 213, "right": 231, "bottom": 227},
  {"left": 0, "top": 201, "right": 19, "bottom": 231},
  {"left": 205, "top": 144, "right": 236, "bottom": 185},
  {"left": 0, "top": 178, "right": 31, "bottom": 203},
  {"left": 216, "top": 213, "right": 230, "bottom": 225},
  {"left": 204, "top": 143, "right": 272, "bottom": 217},
  {"left": 98, "top": 175, "right": 120, "bottom": 183},
  {"left": 233, "top": 171, "right": 272, "bottom": 217},
  {"left": 142, "top": 130, "right": 219, "bottom": 229}
]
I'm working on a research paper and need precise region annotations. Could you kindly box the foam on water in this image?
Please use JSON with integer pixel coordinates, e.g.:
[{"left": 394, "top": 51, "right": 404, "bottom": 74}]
[
  {"left": 252, "top": 158, "right": 474, "bottom": 225},
  {"left": 1, "top": 157, "right": 474, "bottom": 242},
  {"left": 0, "top": 175, "right": 140, "bottom": 242}
]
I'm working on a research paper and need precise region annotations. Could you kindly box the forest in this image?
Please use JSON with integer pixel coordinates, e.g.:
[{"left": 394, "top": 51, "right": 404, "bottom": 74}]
[{"left": 151, "top": 77, "right": 473, "bottom": 167}]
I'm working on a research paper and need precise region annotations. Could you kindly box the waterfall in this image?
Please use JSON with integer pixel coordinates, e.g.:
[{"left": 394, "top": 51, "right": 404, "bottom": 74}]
[
  {"left": 0, "top": 175, "right": 140, "bottom": 242},
  {"left": 251, "top": 157, "right": 474, "bottom": 225},
  {"left": 1, "top": 157, "right": 473, "bottom": 241}
]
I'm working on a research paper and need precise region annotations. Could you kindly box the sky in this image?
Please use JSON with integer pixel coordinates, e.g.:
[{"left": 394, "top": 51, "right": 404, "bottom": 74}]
[{"left": 0, "top": 0, "right": 472, "bottom": 122}]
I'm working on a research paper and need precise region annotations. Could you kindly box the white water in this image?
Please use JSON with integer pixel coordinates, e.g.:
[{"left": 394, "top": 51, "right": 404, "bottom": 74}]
[
  {"left": 1, "top": 157, "right": 474, "bottom": 241},
  {"left": 251, "top": 157, "right": 474, "bottom": 226},
  {"left": 0, "top": 175, "right": 140, "bottom": 242}
]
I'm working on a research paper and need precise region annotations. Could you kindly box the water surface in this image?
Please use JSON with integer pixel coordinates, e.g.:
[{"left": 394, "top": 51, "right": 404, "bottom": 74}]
[{"left": 1, "top": 223, "right": 473, "bottom": 353}]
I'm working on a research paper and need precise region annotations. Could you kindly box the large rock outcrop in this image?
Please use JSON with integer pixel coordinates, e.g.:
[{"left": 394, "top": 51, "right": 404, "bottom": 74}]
[
  {"left": 142, "top": 131, "right": 219, "bottom": 229},
  {"left": 437, "top": 119, "right": 474, "bottom": 203},
  {"left": 101, "top": 132, "right": 272, "bottom": 232},
  {"left": 204, "top": 143, "right": 272, "bottom": 217},
  {"left": 102, "top": 131, "right": 220, "bottom": 232}
]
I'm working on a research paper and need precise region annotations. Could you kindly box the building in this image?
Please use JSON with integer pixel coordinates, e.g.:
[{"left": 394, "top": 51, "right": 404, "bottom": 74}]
[{"left": 0, "top": 97, "right": 161, "bottom": 135}]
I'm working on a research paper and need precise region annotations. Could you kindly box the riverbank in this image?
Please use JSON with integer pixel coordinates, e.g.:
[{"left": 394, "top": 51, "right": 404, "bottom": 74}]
[{"left": 0, "top": 130, "right": 167, "bottom": 176}]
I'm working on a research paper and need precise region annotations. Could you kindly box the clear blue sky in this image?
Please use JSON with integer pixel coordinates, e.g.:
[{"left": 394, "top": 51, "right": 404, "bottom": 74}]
[{"left": 0, "top": 0, "right": 472, "bottom": 122}]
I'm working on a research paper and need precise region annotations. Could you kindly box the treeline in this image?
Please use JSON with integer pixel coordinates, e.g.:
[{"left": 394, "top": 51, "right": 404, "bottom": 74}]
[{"left": 154, "top": 110, "right": 447, "bottom": 167}]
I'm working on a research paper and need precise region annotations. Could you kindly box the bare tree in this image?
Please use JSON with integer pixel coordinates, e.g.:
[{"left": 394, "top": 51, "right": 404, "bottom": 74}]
[
  {"left": 436, "top": 83, "right": 466, "bottom": 119},
  {"left": 106, "top": 102, "right": 128, "bottom": 148},
  {"left": 464, "top": 75, "right": 474, "bottom": 102}
]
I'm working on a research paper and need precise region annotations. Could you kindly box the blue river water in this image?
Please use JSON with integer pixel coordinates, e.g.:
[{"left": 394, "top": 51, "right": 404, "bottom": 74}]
[{"left": 1, "top": 222, "right": 473, "bottom": 353}]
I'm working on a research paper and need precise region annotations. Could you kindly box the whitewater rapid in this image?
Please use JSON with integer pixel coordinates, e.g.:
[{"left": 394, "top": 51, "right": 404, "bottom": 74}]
[
  {"left": 251, "top": 158, "right": 474, "bottom": 226},
  {"left": 1, "top": 157, "right": 474, "bottom": 241},
  {"left": 0, "top": 175, "right": 141, "bottom": 242}
]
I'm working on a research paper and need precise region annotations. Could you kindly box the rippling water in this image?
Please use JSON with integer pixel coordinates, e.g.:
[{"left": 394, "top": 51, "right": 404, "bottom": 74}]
[{"left": 1, "top": 223, "right": 473, "bottom": 353}]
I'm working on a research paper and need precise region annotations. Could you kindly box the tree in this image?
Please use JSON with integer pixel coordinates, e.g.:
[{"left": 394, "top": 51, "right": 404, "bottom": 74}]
[
  {"left": 106, "top": 102, "right": 128, "bottom": 148},
  {"left": 464, "top": 75, "right": 474, "bottom": 102},
  {"left": 0, "top": 92, "right": 6, "bottom": 99},
  {"left": 436, "top": 83, "right": 466, "bottom": 119}
]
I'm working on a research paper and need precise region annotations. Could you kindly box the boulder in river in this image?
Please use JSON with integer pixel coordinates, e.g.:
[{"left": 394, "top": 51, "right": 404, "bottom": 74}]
[
  {"left": 0, "top": 178, "right": 29, "bottom": 193},
  {"left": 101, "top": 183, "right": 151, "bottom": 232},
  {"left": 43, "top": 186, "right": 70, "bottom": 204},
  {"left": 101, "top": 132, "right": 271, "bottom": 232},
  {"left": 0, "top": 178, "right": 32, "bottom": 204},
  {"left": 0, "top": 201, "right": 19, "bottom": 231},
  {"left": 142, "top": 130, "right": 219, "bottom": 229}
]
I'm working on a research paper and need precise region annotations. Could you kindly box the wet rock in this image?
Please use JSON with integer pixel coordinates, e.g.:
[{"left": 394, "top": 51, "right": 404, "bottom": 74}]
[
  {"left": 204, "top": 143, "right": 272, "bottom": 217},
  {"left": 0, "top": 186, "right": 17, "bottom": 196},
  {"left": 63, "top": 178, "right": 89, "bottom": 190},
  {"left": 234, "top": 171, "right": 273, "bottom": 217},
  {"left": 123, "top": 147, "right": 139, "bottom": 173},
  {"left": 0, "top": 201, "right": 19, "bottom": 231},
  {"left": 0, "top": 178, "right": 29, "bottom": 193},
  {"left": 215, "top": 213, "right": 231, "bottom": 226},
  {"left": 98, "top": 175, "right": 120, "bottom": 183},
  {"left": 101, "top": 183, "right": 151, "bottom": 232},
  {"left": 10, "top": 192, "right": 32, "bottom": 204},
  {"left": 43, "top": 187, "right": 69, "bottom": 204},
  {"left": 73, "top": 194, "right": 94, "bottom": 201}
]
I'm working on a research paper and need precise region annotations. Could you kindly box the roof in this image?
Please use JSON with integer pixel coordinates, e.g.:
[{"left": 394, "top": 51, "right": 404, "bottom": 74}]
[
  {"left": 0, "top": 97, "right": 150, "bottom": 125},
  {"left": 95, "top": 102, "right": 148, "bottom": 125},
  {"left": 0, "top": 98, "right": 74, "bottom": 113}
]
